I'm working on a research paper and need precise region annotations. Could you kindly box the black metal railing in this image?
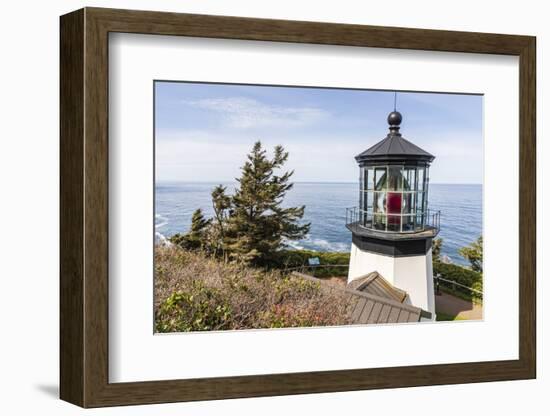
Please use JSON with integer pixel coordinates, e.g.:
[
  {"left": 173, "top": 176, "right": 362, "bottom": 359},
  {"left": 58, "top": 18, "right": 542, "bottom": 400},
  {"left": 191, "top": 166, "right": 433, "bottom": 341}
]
[
  {"left": 434, "top": 273, "right": 483, "bottom": 300},
  {"left": 346, "top": 207, "right": 441, "bottom": 234}
]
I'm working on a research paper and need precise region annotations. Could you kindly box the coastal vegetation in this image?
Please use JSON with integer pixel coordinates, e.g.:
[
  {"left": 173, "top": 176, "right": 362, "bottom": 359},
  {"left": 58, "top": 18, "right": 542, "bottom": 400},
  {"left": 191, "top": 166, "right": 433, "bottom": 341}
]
[
  {"left": 155, "top": 246, "right": 352, "bottom": 332},
  {"left": 432, "top": 237, "right": 483, "bottom": 302},
  {"left": 433, "top": 262, "right": 483, "bottom": 302},
  {"left": 170, "top": 141, "right": 309, "bottom": 266},
  {"left": 458, "top": 236, "right": 483, "bottom": 273},
  {"left": 157, "top": 142, "right": 353, "bottom": 332}
]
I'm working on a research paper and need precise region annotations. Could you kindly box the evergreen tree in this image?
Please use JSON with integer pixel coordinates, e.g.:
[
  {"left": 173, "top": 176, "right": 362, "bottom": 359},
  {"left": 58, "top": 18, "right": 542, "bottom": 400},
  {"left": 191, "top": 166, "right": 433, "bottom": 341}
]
[
  {"left": 210, "top": 185, "right": 232, "bottom": 259},
  {"left": 458, "top": 235, "right": 483, "bottom": 272},
  {"left": 189, "top": 208, "right": 210, "bottom": 242},
  {"left": 225, "top": 141, "right": 310, "bottom": 265},
  {"left": 170, "top": 208, "right": 210, "bottom": 250}
]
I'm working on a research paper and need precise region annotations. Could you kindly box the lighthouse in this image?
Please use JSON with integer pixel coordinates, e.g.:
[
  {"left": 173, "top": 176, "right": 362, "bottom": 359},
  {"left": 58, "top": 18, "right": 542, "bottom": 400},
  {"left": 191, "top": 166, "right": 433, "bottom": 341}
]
[{"left": 346, "top": 110, "right": 440, "bottom": 319}]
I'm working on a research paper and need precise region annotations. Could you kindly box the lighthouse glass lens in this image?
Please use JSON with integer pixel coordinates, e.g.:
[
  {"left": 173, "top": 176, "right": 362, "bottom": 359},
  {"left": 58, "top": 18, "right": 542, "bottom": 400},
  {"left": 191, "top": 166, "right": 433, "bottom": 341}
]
[
  {"left": 388, "top": 166, "right": 403, "bottom": 191},
  {"left": 386, "top": 192, "right": 402, "bottom": 215},
  {"left": 376, "top": 191, "right": 387, "bottom": 212}
]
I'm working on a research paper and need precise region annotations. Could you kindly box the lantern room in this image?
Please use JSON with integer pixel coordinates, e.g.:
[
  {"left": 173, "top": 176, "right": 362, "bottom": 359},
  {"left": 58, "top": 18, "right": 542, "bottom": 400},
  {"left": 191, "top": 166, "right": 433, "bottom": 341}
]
[
  {"left": 354, "top": 111, "right": 436, "bottom": 234},
  {"left": 359, "top": 163, "right": 429, "bottom": 232}
]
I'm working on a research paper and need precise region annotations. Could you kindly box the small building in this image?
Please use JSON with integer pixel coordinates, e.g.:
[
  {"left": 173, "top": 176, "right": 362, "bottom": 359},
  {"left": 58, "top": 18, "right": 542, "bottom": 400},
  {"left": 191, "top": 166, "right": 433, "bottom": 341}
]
[
  {"left": 346, "top": 111, "right": 440, "bottom": 319},
  {"left": 293, "top": 271, "right": 431, "bottom": 324}
]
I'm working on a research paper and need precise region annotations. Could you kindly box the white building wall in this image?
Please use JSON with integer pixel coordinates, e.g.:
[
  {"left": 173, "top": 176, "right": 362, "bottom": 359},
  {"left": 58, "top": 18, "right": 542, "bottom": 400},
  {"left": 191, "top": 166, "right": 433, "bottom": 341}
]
[
  {"left": 348, "top": 242, "right": 435, "bottom": 318},
  {"left": 348, "top": 243, "right": 395, "bottom": 283}
]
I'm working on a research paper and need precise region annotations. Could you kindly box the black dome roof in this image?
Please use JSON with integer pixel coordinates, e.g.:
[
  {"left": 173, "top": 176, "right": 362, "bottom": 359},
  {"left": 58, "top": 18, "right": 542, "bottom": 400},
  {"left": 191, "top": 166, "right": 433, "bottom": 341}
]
[{"left": 355, "top": 112, "right": 434, "bottom": 165}]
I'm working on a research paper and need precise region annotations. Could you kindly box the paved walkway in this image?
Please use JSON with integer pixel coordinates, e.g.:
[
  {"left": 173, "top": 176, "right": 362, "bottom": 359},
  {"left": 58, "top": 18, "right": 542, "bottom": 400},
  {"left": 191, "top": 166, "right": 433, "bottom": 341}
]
[{"left": 435, "top": 292, "right": 483, "bottom": 320}]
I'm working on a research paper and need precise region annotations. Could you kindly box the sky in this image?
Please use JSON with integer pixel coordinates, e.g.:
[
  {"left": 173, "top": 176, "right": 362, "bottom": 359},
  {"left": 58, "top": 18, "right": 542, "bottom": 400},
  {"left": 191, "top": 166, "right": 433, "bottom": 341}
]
[{"left": 155, "top": 81, "right": 483, "bottom": 184}]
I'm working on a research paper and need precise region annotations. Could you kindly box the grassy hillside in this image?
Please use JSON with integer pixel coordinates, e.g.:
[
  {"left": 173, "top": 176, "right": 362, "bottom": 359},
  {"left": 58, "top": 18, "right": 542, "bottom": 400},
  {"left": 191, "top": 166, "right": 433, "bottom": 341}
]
[{"left": 155, "top": 246, "right": 353, "bottom": 332}]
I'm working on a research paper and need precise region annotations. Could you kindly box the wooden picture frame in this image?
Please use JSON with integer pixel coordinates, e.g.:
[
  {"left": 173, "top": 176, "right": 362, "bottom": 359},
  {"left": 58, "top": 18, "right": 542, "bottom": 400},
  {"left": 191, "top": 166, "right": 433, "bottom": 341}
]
[{"left": 60, "top": 7, "right": 536, "bottom": 408}]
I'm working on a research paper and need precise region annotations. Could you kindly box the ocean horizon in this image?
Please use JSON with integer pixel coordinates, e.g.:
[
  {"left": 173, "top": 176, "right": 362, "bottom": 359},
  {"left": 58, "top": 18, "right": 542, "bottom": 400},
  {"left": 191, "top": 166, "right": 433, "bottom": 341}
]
[{"left": 155, "top": 181, "right": 482, "bottom": 266}]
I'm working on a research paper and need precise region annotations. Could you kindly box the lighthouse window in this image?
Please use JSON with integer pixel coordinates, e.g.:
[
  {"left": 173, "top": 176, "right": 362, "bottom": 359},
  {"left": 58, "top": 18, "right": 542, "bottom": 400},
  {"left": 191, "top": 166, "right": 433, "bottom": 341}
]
[
  {"left": 415, "top": 212, "right": 426, "bottom": 230},
  {"left": 402, "top": 214, "right": 415, "bottom": 231},
  {"left": 374, "top": 192, "right": 386, "bottom": 214},
  {"left": 366, "top": 167, "right": 374, "bottom": 190},
  {"left": 417, "top": 167, "right": 425, "bottom": 193},
  {"left": 354, "top": 164, "right": 432, "bottom": 233},
  {"left": 404, "top": 167, "right": 416, "bottom": 191},
  {"left": 417, "top": 191, "right": 425, "bottom": 213},
  {"left": 387, "top": 166, "right": 403, "bottom": 191},
  {"left": 387, "top": 215, "right": 401, "bottom": 232},
  {"left": 402, "top": 192, "right": 414, "bottom": 215},
  {"left": 373, "top": 213, "right": 386, "bottom": 230},
  {"left": 386, "top": 189, "right": 402, "bottom": 216},
  {"left": 374, "top": 167, "right": 386, "bottom": 190},
  {"left": 365, "top": 191, "right": 373, "bottom": 212},
  {"left": 364, "top": 211, "right": 373, "bottom": 227}
]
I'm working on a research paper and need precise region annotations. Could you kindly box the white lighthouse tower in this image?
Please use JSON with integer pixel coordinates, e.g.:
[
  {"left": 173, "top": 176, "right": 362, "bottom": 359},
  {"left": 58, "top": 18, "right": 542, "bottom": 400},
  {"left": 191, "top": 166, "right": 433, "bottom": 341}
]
[{"left": 346, "top": 110, "right": 440, "bottom": 319}]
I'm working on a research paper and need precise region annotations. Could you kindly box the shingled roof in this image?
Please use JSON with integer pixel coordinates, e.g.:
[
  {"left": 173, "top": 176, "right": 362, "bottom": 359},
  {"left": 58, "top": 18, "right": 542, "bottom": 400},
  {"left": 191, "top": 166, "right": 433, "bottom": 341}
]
[
  {"left": 355, "top": 134, "right": 434, "bottom": 163},
  {"left": 355, "top": 111, "right": 434, "bottom": 165},
  {"left": 292, "top": 272, "right": 431, "bottom": 324},
  {"left": 348, "top": 271, "right": 408, "bottom": 303}
]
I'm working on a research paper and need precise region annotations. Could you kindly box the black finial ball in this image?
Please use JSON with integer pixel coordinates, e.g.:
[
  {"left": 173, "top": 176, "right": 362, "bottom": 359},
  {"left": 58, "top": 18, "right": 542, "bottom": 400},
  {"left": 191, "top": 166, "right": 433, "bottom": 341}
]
[{"left": 387, "top": 111, "right": 403, "bottom": 126}]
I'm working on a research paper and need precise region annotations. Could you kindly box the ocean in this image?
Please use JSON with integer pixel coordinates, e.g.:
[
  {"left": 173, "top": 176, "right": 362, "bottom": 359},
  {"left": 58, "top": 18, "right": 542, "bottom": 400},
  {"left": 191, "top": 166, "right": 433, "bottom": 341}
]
[{"left": 155, "top": 182, "right": 482, "bottom": 266}]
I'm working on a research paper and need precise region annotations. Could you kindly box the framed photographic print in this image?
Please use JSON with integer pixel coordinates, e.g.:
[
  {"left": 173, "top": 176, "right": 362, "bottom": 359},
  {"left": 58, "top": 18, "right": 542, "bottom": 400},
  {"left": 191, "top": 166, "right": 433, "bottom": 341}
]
[{"left": 60, "top": 7, "right": 536, "bottom": 408}]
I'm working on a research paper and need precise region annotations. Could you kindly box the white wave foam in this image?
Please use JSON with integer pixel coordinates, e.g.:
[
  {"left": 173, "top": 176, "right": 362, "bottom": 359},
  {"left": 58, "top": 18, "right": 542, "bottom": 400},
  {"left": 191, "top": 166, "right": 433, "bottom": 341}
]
[
  {"left": 308, "top": 238, "right": 349, "bottom": 252},
  {"left": 284, "top": 240, "right": 306, "bottom": 250},
  {"left": 155, "top": 213, "right": 169, "bottom": 229},
  {"left": 283, "top": 236, "right": 350, "bottom": 252},
  {"left": 155, "top": 231, "right": 173, "bottom": 247}
]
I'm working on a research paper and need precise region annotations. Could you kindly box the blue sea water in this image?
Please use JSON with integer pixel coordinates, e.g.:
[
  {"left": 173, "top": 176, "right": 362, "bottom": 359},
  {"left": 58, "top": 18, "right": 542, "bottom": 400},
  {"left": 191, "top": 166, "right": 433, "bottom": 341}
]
[{"left": 155, "top": 182, "right": 482, "bottom": 266}]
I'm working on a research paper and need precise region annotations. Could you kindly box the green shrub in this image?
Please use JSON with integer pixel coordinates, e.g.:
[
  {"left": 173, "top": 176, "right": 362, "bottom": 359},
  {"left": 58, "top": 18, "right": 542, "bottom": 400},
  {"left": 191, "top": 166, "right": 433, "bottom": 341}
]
[
  {"left": 156, "top": 281, "right": 232, "bottom": 332},
  {"left": 433, "top": 261, "right": 483, "bottom": 301},
  {"left": 458, "top": 235, "right": 483, "bottom": 272},
  {"left": 433, "top": 262, "right": 482, "bottom": 287},
  {"left": 273, "top": 275, "right": 322, "bottom": 303}
]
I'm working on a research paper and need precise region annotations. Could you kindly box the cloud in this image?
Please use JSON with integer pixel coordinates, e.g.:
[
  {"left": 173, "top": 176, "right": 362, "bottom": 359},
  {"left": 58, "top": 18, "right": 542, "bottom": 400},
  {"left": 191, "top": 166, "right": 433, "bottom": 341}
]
[
  {"left": 155, "top": 129, "right": 362, "bottom": 183},
  {"left": 155, "top": 127, "right": 482, "bottom": 184},
  {"left": 182, "top": 97, "right": 329, "bottom": 129}
]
